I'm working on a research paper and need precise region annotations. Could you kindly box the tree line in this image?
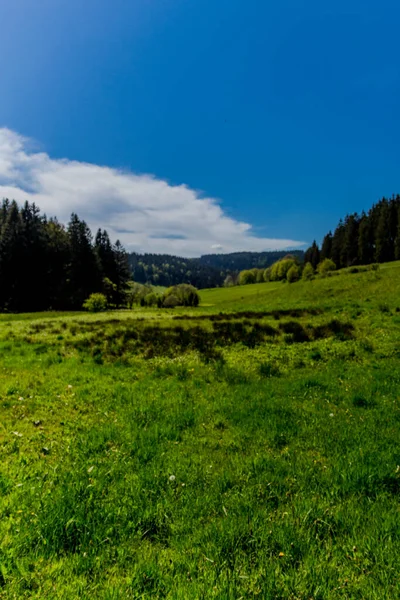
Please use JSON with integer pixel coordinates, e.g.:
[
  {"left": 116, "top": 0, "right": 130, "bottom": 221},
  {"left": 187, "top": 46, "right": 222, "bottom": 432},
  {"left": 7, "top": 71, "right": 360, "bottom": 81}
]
[
  {"left": 234, "top": 254, "right": 380, "bottom": 288},
  {"left": 199, "top": 250, "right": 305, "bottom": 271},
  {"left": 304, "top": 195, "right": 400, "bottom": 270},
  {"left": 0, "top": 199, "right": 131, "bottom": 312},
  {"left": 128, "top": 250, "right": 304, "bottom": 289},
  {"left": 230, "top": 254, "right": 328, "bottom": 287},
  {"left": 3, "top": 193, "right": 397, "bottom": 312},
  {"left": 128, "top": 253, "right": 224, "bottom": 289}
]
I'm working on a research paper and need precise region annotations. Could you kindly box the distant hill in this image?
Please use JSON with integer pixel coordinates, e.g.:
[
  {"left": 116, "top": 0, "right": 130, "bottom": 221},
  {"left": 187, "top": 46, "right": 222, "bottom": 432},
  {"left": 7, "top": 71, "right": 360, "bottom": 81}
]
[
  {"left": 199, "top": 250, "right": 304, "bottom": 271},
  {"left": 128, "top": 250, "right": 304, "bottom": 289}
]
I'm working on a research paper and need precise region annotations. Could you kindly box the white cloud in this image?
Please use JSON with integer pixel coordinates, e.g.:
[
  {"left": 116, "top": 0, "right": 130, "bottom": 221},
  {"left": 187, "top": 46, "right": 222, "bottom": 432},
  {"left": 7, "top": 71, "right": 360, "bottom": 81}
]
[{"left": 0, "top": 128, "right": 304, "bottom": 257}]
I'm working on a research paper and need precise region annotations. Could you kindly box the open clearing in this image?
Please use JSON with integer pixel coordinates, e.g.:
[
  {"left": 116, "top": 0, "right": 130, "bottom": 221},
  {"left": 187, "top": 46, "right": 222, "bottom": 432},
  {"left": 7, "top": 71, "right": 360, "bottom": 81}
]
[{"left": 1, "top": 263, "right": 400, "bottom": 598}]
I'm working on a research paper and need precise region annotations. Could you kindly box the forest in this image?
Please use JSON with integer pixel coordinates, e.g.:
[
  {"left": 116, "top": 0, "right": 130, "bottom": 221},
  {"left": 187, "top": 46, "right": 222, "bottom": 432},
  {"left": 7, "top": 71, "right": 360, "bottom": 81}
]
[
  {"left": 0, "top": 199, "right": 131, "bottom": 312},
  {"left": 303, "top": 195, "right": 400, "bottom": 269},
  {"left": 128, "top": 253, "right": 223, "bottom": 289},
  {"left": 0, "top": 195, "right": 400, "bottom": 313},
  {"left": 128, "top": 250, "right": 304, "bottom": 289}
]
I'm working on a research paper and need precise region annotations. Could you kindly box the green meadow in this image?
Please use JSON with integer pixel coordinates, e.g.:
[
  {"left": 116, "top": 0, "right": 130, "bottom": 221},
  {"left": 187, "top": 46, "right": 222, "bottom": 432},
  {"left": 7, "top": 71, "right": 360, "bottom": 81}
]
[{"left": 1, "top": 263, "right": 400, "bottom": 599}]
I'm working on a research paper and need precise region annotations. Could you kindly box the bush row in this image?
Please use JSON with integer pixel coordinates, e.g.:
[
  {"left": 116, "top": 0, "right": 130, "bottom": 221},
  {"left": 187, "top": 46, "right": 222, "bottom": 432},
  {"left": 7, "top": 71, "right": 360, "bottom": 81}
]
[
  {"left": 231, "top": 257, "right": 380, "bottom": 287},
  {"left": 83, "top": 284, "right": 200, "bottom": 312}
]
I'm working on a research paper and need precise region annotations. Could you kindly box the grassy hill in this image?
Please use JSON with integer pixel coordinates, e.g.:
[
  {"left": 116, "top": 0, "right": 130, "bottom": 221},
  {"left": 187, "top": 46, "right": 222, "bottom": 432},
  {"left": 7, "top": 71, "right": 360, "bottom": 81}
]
[{"left": 1, "top": 263, "right": 400, "bottom": 598}]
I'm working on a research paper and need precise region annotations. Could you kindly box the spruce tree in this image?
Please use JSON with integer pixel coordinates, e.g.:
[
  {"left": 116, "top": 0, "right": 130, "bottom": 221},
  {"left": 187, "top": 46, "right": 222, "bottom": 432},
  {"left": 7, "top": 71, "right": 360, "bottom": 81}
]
[
  {"left": 113, "top": 240, "right": 131, "bottom": 308},
  {"left": 311, "top": 241, "right": 320, "bottom": 269},
  {"left": 358, "top": 214, "right": 372, "bottom": 265},
  {"left": 374, "top": 201, "right": 392, "bottom": 263},
  {"left": 95, "top": 229, "right": 116, "bottom": 280},
  {"left": 45, "top": 218, "right": 70, "bottom": 309},
  {"left": 388, "top": 197, "right": 398, "bottom": 260},
  {"left": 67, "top": 214, "right": 101, "bottom": 308},
  {"left": 343, "top": 213, "right": 360, "bottom": 266},
  {"left": 0, "top": 199, "right": 10, "bottom": 229},
  {"left": 394, "top": 205, "right": 400, "bottom": 261},
  {"left": 20, "top": 201, "right": 49, "bottom": 311},
  {"left": 0, "top": 201, "right": 24, "bottom": 311},
  {"left": 304, "top": 241, "right": 320, "bottom": 269},
  {"left": 331, "top": 220, "right": 345, "bottom": 269},
  {"left": 320, "top": 232, "right": 333, "bottom": 261}
]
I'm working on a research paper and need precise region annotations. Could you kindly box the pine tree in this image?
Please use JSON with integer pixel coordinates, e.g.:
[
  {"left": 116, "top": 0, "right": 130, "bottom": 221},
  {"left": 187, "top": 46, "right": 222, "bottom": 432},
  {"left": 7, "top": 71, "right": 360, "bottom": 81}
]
[
  {"left": 331, "top": 220, "right": 345, "bottom": 269},
  {"left": 0, "top": 199, "right": 10, "bottom": 228},
  {"left": 0, "top": 201, "right": 24, "bottom": 311},
  {"left": 113, "top": 240, "right": 131, "bottom": 308},
  {"left": 67, "top": 214, "right": 101, "bottom": 308},
  {"left": 304, "top": 246, "right": 312, "bottom": 265},
  {"left": 394, "top": 205, "right": 400, "bottom": 261},
  {"left": 20, "top": 201, "right": 49, "bottom": 311},
  {"left": 374, "top": 201, "right": 392, "bottom": 263},
  {"left": 304, "top": 241, "right": 320, "bottom": 269},
  {"left": 320, "top": 232, "right": 333, "bottom": 261},
  {"left": 388, "top": 197, "right": 398, "bottom": 260},
  {"left": 358, "top": 213, "right": 373, "bottom": 265},
  {"left": 45, "top": 218, "right": 70, "bottom": 309},
  {"left": 311, "top": 241, "right": 320, "bottom": 269},
  {"left": 343, "top": 213, "right": 360, "bottom": 266},
  {"left": 95, "top": 229, "right": 116, "bottom": 280}
]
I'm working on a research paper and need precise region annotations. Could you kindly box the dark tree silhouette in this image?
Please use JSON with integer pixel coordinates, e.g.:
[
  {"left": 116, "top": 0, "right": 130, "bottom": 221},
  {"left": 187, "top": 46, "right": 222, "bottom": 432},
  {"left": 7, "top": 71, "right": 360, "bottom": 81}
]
[
  {"left": 0, "top": 200, "right": 131, "bottom": 311},
  {"left": 307, "top": 195, "right": 400, "bottom": 270}
]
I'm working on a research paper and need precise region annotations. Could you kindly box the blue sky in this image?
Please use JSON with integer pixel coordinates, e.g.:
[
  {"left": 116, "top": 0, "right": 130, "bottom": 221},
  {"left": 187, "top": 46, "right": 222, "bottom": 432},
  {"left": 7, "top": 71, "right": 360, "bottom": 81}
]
[{"left": 0, "top": 0, "right": 399, "bottom": 255}]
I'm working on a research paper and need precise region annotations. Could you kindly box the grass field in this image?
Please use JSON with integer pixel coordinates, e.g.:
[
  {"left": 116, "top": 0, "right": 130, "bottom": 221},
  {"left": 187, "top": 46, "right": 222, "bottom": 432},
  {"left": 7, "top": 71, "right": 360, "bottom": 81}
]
[{"left": 1, "top": 263, "right": 400, "bottom": 598}]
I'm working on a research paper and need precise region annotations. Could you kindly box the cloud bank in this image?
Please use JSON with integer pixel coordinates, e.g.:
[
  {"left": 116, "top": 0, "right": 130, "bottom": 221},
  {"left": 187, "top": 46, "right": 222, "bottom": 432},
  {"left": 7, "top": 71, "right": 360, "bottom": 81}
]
[{"left": 0, "top": 128, "right": 304, "bottom": 257}]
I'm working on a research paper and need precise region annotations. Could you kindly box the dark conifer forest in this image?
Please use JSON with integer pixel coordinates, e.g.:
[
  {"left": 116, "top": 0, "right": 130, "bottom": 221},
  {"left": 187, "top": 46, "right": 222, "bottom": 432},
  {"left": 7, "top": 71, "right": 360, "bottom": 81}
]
[
  {"left": 304, "top": 195, "right": 400, "bottom": 269},
  {"left": 128, "top": 250, "right": 304, "bottom": 289},
  {"left": 0, "top": 199, "right": 131, "bottom": 312}
]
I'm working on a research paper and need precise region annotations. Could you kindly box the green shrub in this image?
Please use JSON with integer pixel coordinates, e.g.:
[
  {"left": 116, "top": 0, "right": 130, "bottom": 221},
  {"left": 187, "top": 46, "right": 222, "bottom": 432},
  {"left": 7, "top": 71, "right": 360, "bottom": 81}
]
[
  {"left": 287, "top": 264, "right": 300, "bottom": 283},
  {"left": 238, "top": 270, "right": 256, "bottom": 285},
  {"left": 224, "top": 275, "right": 234, "bottom": 287},
  {"left": 263, "top": 267, "right": 272, "bottom": 282},
  {"left": 143, "top": 292, "right": 160, "bottom": 307},
  {"left": 302, "top": 262, "right": 314, "bottom": 281},
  {"left": 126, "top": 282, "right": 153, "bottom": 307},
  {"left": 346, "top": 265, "right": 371, "bottom": 275},
  {"left": 270, "top": 257, "right": 298, "bottom": 281},
  {"left": 82, "top": 293, "right": 107, "bottom": 312},
  {"left": 162, "top": 284, "right": 200, "bottom": 307},
  {"left": 317, "top": 258, "right": 336, "bottom": 275},
  {"left": 256, "top": 269, "right": 265, "bottom": 283},
  {"left": 163, "top": 294, "right": 180, "bottom": 308},
  {"left": 102, "top": 277, "right": 117, "bottom": 305}
]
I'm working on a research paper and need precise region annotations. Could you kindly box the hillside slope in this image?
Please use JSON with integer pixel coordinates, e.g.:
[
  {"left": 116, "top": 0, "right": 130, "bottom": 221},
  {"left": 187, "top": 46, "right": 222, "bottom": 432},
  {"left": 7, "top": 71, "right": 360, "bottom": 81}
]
[
  {"left": 0, "top": 262, "right": 400, "bottom": 598},
  {"left": 200, "top": 260, "right": 400, "bottom": 312}
]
